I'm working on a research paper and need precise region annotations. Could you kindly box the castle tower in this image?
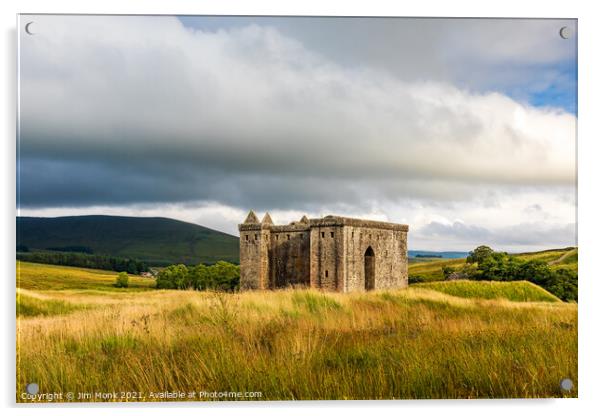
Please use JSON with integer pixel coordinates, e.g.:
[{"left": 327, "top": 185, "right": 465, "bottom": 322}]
[{"left": 238, "top": 210, "right": 272, "bottom": 289}]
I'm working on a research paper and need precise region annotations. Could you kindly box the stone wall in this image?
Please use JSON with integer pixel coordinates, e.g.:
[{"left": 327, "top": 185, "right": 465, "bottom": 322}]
[
  {"left": 239, "top": 225, "right": 269, "bottom": 290},
  {"left": 343, "top": 226, "right": 408, "bottom": 292},
  {"left": 309, "top": 225, "right": 344, "bottom": 291},
  {"left": 269, "top": 227, "right": 311, "bottom": 288},
  {"left": 239, "top": 212, "right": 408, "bottom": 292}
]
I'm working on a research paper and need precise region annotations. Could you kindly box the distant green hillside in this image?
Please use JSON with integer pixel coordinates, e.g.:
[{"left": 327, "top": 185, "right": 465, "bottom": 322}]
[{"left": 17, "top": 215, "right": 239, "bottom": 266}]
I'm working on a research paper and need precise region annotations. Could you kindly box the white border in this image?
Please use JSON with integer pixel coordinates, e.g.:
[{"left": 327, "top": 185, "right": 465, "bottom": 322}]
[{"left": 3, "top": 1, "right": 601, "bottom": 416}]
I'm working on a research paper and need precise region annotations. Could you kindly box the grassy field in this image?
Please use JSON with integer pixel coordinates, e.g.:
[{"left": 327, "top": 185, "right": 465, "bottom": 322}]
[
  {"left": 408, "top": 247, "right": 578, "bottom": 282},
  {"left": 408, "top": 258, "right": 467, "bottom": 282},
  {"left": 16, "top": 261, "right": 577, "bottom": 401},
  {"left": 17, "top": 261, "right": 155, "bottom": 291},
  {"left": 548, "top": 248, "right": 578, "bottom": 272},
  {"left": 414, "top": 280, "right": 561, "bottom": 302}
]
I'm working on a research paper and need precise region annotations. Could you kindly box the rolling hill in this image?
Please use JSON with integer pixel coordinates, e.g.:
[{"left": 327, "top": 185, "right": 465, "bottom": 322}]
[
  {"left": 17, "top": 215, "right": 239, "bottom": 265},
  {"left": 413, "top": 280, "right": 560, "bottom": 302}
]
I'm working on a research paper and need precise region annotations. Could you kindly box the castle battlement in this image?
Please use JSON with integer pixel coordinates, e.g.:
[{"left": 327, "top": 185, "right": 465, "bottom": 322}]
[{"left": 238, "top": 210, "right": 409, "bottom": 292}]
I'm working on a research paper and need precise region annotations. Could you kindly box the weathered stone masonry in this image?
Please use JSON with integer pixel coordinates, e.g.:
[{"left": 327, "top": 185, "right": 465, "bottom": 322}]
[{"left": 238, "top": 211, "right": 409, "bottom": 292}]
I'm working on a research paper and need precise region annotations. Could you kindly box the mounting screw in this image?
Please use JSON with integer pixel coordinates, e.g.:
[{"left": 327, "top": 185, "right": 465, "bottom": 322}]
[
  {"left": 560, "top": 378, "right": 573, "bottom": 392},
  {"left": 559, "top": 26, "right": 572, "bottom": 39},
  {"left": 26, "top": 383, "right": 39, "bottom": 395}
]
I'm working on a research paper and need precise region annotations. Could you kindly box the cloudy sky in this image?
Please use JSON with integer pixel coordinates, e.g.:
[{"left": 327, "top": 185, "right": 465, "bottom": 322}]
[{"left": 17, "top": 15, "right": 577, "bottom": 252}]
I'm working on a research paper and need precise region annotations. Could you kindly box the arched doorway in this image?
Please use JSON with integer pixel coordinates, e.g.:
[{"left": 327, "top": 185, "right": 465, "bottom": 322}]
[{"left": 364, "top": 246, "right": 375, "bottom": 291}]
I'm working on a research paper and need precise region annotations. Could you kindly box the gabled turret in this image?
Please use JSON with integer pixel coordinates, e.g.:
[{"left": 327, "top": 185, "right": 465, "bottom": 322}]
[
  {"left": 261, "top": 212, "right": 274, "bottom": 225},
  {"left": 244, "top": 210, "right": 259, "bottom": 224},
  {"left": 299, "top": 215, "right": 309, "bottom": 224}
]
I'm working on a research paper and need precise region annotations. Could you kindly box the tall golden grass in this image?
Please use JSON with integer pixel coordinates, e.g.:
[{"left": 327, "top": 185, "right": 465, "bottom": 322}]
[
  {"left": 414, "top": 280, "right": 561, "bottom": 302},
  {"left": 17, "top": 284, "right": 577, "bottom": 401}
]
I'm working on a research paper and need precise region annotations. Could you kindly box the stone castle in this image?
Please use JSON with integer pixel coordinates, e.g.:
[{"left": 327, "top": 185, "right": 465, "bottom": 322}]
[{"left": 238, "top": 211, "right": 409, "bottom": 292}]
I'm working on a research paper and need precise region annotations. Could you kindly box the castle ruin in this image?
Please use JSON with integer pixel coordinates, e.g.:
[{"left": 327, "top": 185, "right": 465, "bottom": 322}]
[{"left": 238, "top": 211, "right": 409, "bottom": 292}]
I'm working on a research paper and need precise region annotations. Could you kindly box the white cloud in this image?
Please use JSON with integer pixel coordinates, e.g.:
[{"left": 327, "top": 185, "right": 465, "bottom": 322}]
[
  {"left": 20, "top": 16, "right": 576, "bottom": 187},
  {"left": 17, "top": 15, "right": 577, "bottom": 251},
  {"left": 414, "top": 220, "right": 575, "bottom": 252},
  {"left": 179, "top": 17, "right": 576, "bottom": 100}
]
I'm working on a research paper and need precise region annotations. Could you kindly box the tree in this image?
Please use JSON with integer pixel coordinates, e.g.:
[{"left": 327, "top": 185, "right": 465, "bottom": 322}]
[
  {"left": 477, "top": 252, "right": 523, "bottom": 281},
  {"left": 114, "top": 272, "right": 129, "bottom": 288},
  {"left": 515, "top": 260, "right": 553, "bottom": 287},
  {"left": 155, "top": 264, "right": 190, "bottom": 289},
  {"left": 206, "top": 261, "right": 240, "bottom": 291},
  {"left": 466, "top": 245, "right": 494, "bottom": 264},
  {"left": 190, "top": 264, "right": 209, "bottom": 290},
  {"left": 547, "top": 268, "right": 578, "bottom": 302}
]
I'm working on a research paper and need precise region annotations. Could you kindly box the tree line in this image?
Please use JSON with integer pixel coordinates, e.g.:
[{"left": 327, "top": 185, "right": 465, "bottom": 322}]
[
  {"left": 17, "top": 250, "right": 149, "bottom": 274},
  {"left": 155, "top": 261, "right": 240, "bottom": 291}
]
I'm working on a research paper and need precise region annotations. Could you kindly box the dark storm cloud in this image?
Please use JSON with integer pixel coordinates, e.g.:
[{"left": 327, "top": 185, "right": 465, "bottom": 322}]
[
  {"left": 18, "top": 15, "right": 576, "bottom": 211},
  {"left": 18, "top": 156, "right": 489, "bottom": 210}
]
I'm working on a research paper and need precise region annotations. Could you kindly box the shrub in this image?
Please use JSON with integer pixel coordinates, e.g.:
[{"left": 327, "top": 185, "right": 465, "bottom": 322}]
[
  {"left": 114, "top": 272, "right": 129, "bottom": 288},
  {"left": 409, "top": 275, "right": 425, "bottom": 284},
  {"left": 442, "top": 266, "right": 454, "bottom": 279}
]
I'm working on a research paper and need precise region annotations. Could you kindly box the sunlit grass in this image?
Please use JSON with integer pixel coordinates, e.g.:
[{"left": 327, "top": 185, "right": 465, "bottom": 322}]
[
  {"left": 17, "top": 261, "right": 155, "bottom": 291},
  {"left": 16, "top": 289, "right": 89, "bottom": 317},
  {"left": 414, "top": 280, "right": 561, "bottom": 302},
  {"left": 17, "top": 261, "right": 577, "bottom": 401}
]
